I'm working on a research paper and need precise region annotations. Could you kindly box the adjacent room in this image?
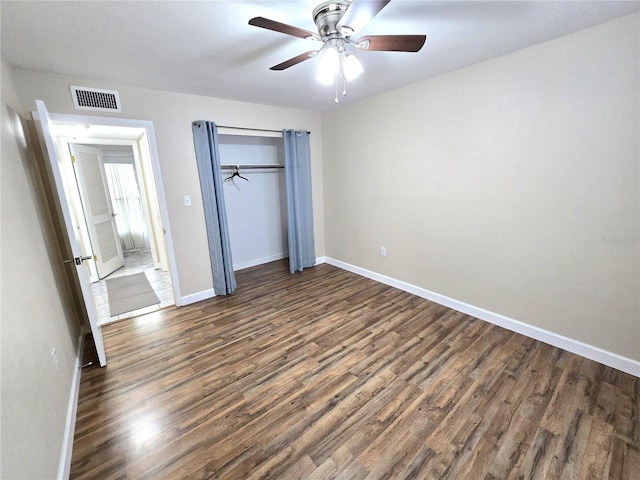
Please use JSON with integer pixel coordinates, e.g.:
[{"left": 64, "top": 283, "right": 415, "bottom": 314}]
[{"left": 1, "top": 1, "right": 638, "bottom": 479}]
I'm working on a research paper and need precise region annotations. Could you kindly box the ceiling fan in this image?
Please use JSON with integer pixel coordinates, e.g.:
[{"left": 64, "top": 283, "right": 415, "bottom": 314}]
[{"left": 249, "top": 0, "right": 426, "bottom": 102}]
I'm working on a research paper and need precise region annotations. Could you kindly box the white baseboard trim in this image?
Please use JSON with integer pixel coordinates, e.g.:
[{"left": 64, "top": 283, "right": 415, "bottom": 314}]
[
  {"left": 324, "top": 257, "right": 640, "bottom": 377},
  {"left": 177, "top": 288, "right": 215, "bottom": 306},
  {"left": 234, "top": 253, "right": 287, "bottom": 272},
  {"left": 58, "top": 325, "right": 86, "bottom": 480}
]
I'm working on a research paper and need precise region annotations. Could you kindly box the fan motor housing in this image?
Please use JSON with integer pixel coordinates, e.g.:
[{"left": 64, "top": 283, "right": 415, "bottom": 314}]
[{"left": 313, "top": 1, "right": 350, "bottom": 37}]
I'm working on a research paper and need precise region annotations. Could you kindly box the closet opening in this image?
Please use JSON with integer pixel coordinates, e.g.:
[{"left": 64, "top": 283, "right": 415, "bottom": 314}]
[{"left": 218, "top": 133, "right": 288, "bottom": 271}]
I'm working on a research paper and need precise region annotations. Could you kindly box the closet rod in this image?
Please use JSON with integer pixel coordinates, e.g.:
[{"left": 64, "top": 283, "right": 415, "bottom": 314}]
[
  {"left": 220, "top": 164, "right": 284, "bottom": 169},
  {"left": 217, "top": 125, "right": 311, "bottom": 135}
]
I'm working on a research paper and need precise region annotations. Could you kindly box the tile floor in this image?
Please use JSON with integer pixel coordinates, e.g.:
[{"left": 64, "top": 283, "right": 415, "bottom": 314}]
[{"left": 91, "top": 250, "right": 174, "bottom": 325}]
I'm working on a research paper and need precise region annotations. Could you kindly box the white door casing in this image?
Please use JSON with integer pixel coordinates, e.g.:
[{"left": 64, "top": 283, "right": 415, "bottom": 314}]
[
  {"left": 69, "top": 144, "right": 124, "bottom": 279},
  {"left": 35, "top": 100, "right": 107, "bottom": 367},
  {"left": 34, "top": 109, "right": 182, "bottom": 307}
]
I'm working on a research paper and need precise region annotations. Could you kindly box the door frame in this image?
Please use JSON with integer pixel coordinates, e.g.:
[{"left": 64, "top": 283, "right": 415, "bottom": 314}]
[{"left": 44, "top": 112, "right": 183, "bottom": 306}]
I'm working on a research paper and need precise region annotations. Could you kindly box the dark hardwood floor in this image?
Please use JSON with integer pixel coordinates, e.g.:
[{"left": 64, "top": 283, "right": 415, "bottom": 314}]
[{"left": 71, "top": 260, "right": 639, "bottom": 479}]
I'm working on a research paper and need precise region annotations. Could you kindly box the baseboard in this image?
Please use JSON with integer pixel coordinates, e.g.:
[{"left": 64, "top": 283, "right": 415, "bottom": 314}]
[
  {"left": 177, "top": 288, "right": 215, "bottom": 306},
  {"left": 58, "top": 325, "right": 86, "bottom": 480},
  {"left": 234, "top": 253, "right": 287, "bottom": 272},
  {"left": 324, "top": 257, "right": 640, "bottom": 377}
]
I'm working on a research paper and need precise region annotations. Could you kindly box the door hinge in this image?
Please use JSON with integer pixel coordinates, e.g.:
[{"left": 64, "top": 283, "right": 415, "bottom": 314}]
[{"left": 71, "top": 155, "right": 76, "bottom": 163}]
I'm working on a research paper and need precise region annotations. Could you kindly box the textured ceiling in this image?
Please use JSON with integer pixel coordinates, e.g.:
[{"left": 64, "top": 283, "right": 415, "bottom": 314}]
[{"left": 2, "top": 1, "right": 639, "bottom": 112}]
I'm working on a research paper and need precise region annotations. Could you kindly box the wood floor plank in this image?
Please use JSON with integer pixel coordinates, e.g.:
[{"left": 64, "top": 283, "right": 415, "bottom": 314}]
[
  {"left": 608, "top": 436, "right": 640, "bottom": 480},
  {"left": 577, "top": 416, "right": 615, "bottom": 479},
  {"left": 70, "top": 260, "right": 640, "bottom": 479},
  {"left": 550, "top": 410, "right": 594, "bottom": 479}
]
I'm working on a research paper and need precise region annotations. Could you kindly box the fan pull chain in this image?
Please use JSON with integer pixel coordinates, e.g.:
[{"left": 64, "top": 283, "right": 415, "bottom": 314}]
[{"left": 333, "top": 70, "right": 350, "bottom": 103}]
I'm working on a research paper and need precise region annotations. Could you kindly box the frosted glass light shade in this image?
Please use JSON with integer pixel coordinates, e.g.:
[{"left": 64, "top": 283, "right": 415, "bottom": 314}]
[
  {"left": 316, "top": 47, "right": 340, "bottom": 85},
  {"left": 342, "top": 53, "right": 363, "bottom": 81}
]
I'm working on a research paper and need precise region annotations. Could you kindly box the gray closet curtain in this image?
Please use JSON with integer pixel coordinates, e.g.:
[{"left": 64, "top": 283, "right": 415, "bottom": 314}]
[
  {"left": 192, "top": 121, "right": 236, "bottom": 295},
  {"left": 284, "top": 129, "right": 315, "bottom": 273}
]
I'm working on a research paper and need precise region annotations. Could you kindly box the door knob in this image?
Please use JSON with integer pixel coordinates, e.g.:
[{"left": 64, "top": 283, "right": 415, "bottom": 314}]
[{"left": 64, "top": 255, "right": 93, "bottom": 265}]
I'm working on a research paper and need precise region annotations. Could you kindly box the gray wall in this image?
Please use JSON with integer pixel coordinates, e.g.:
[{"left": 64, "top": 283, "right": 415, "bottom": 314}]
[
  {"left": 322, "top": 14, "right": 639, "bottom": 361},
  {"left": 1, "top": 59, "right": 82, "bottom": 479}
]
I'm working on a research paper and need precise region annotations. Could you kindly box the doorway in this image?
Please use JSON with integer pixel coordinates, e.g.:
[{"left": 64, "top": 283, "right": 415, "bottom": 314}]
[
  {"left": 48, "top": 115, "right": 180, "bottom": 325},
  {"left": 73, "top": 143, "right": 174, "bottom": 323}
]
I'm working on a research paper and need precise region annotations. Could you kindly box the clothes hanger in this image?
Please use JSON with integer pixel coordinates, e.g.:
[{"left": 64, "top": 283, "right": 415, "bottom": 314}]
[{"left": 224, "top": 165, "right": 249, "bottom": 182}]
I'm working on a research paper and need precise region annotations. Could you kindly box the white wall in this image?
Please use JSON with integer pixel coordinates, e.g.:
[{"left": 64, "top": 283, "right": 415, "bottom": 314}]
[
  {"left": 322, "top": 14, "right": 640, "bottom": 361},
  {"left": 10, "top": 72, "right": 324, "bottom": 301},
  {"left": 1, "top": 59, "right": 82, "bottom": 479}
]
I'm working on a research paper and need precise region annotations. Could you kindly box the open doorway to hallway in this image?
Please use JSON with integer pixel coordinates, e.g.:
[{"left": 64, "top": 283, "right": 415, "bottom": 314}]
[
  {"left": 50, "top": 118, "right": 180, "bottom": 325},
  {"left": 69, "top": 142, "right": 175, "bottom": 324}
]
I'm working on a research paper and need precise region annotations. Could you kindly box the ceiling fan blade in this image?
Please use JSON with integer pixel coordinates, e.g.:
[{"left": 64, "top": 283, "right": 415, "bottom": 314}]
[
  {"left": 249, "top": 17, "right": 318, "bottom": 40},
  {"left": 336, "top": 0, "right": 391, "bottom": 35},
  {"left": 358, "top": 34, "right": 426, "bottom": 52},
  {"left": 270, "top": 51, "right": 318, "bottom": 71}
]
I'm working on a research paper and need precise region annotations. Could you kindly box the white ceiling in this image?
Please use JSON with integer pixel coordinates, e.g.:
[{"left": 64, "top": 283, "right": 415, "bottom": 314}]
[{"left": 2, "top": 1, "right": 639, "bottom": 112}]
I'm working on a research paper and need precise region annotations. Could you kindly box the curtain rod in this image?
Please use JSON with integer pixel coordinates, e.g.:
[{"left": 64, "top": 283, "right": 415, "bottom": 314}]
[{"left": 217, "top": 125, "right": 311, "bottom": 135}]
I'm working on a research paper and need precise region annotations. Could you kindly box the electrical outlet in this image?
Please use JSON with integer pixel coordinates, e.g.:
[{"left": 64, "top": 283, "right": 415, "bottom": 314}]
[
  {"left": 183, "top": 195, "right": 192, "bottom": 207},
  {"left": 51, "top": 348, "right": 59, "bottom": 370},
  {"left": 380, "top": 246, "right": 387, "bottom": 257}
]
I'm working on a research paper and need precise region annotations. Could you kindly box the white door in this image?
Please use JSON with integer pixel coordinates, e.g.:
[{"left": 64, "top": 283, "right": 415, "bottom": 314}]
[
  {"left": 35, "top": 100, "right": 107, "bottom": 367},
  {"left": 69, "top": 144, "right": 124, "bottom": 279}
]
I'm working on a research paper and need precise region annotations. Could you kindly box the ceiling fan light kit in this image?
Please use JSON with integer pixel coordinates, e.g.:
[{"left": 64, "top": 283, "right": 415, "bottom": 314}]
[
  {"left": 316, "top": 46, "right": 341, "bottom": 84},
  {"left": 342, "top": 52, "right": 363, "bottom": 81},
  {"left": 315, "top": 39, "right": 364, "bottom": 84},
  {"left": 249, "top": 0, "right": 426, "bottom": 103}
]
